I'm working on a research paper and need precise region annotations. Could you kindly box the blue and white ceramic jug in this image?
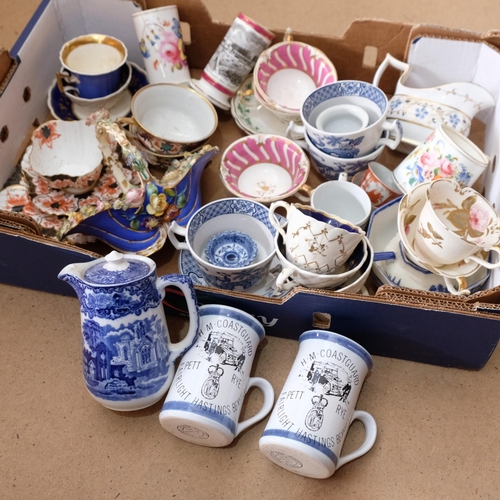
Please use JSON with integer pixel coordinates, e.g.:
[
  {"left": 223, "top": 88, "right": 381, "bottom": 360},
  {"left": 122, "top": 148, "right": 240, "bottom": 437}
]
[{"left": 58, "top": 251, "right": 200, "bottom": 411}]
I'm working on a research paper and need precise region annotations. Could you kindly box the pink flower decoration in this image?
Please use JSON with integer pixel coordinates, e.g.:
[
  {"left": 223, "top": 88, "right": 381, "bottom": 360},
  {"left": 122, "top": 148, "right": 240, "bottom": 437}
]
[
  {"left": 419, "top": 151, "right": 440, "bottom": 168},
  {"left": 469, "top": 202, "right": 490, "bottom": 233},
  {"left": 439, "top": 159, "right": 455, "bottom": 177},
  {"left": 158, "top": 31, "right": 185, "bottom": 67},
  {"left": 125, "top": 188, "right": 145, "bottom": 206}
]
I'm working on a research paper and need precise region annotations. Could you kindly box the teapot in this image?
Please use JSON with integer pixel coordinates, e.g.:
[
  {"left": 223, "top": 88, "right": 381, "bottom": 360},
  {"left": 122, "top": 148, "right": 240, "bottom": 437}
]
[
  {"left": 58, "top": 250, "right": 200, "bottom": 411},
  {"left": 373, "top": 53, "right": 495, "bottom": 153}
]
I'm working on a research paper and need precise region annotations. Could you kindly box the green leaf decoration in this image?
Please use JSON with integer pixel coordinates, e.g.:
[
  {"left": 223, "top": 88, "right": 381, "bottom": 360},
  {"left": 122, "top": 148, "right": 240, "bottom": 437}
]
[
  {"left": 146, "top": 182, "right": 158, "bottom": 196},
  {"left": 462, "top": 195, "right": 477, "bottom": 212},
  {"left": 130, "top": 219, "right": 141, "bottom": 230},
  {"left": 177, "top": 193, "right": 187, "bottom": 208},
  {"left": 427, "top": 222, "right": 443, "bottom": 240},
  {"left": 164, "top": 188, "right": 177, "bottom": 197},
  {"left": 446, "top": 209, "right": 469, "bottom": 230},
  {"left": 404, "top": 214, "right": 416, "bottom": 225}
]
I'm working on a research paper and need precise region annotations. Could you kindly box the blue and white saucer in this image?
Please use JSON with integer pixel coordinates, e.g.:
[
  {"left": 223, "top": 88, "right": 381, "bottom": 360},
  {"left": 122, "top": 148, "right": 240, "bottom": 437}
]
[
  {"left": 47, "top": 62, "right": 148, "bottom": 121},
  {"left": 367, "top": 196, "right": 489, "bottom": 293},
  {"left": 178, "top": 250, "right": 290, "bottom": 298}
]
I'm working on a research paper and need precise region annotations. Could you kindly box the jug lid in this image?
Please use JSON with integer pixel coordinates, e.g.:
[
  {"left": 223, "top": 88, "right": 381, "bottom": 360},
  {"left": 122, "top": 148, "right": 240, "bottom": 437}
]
[{"left": 83, "top": 251, "right": 153, "bottom": 285}]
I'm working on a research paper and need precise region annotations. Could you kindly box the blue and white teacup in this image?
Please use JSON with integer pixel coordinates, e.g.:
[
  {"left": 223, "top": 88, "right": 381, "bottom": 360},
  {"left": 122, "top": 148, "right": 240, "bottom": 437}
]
[
  {"left": 287, "top": 80, "right": 402, "bottom": 158},
  {"left": 168, "top": 198, "right": 278, "bottom": 291},
  {"left": 56, "top": 34, "right": 128, "bottom": 99}
]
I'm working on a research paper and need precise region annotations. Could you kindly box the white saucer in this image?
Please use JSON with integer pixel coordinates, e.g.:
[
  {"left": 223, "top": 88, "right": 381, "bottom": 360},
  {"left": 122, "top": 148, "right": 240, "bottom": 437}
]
[
  {"left": 178, "top": 250, "right": 290, "bottom": 298},
  {"left": 230, "top": 75, "right": 289, "bottom": 136},
  {"left": 397, "top": 183, "right": 484, "bottom": 280},
  {"left": 367, "top": 196, "right": 489, "bottom": 293}
]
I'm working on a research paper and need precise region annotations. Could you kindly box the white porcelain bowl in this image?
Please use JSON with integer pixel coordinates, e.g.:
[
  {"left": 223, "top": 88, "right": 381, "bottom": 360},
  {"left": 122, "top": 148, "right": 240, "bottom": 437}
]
[{"left": 27, "top": 119, "right": 103, "bottom": 195}]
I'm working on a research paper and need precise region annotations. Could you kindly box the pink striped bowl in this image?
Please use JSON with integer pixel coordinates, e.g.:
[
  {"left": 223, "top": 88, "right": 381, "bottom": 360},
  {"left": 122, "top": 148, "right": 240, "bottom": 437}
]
[
  {"left": 253, "top": 41, "right": 337, "bottom": 113},
  {"left": 220, "top": 134, "right": 310, "bottom": 203}
]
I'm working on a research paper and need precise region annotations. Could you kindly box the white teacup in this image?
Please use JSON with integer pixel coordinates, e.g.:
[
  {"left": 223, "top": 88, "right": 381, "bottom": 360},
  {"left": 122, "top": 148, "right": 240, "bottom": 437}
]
[
  {"left": 414, "top": 178, "right": 500, "bottom": 268},
  {"left": 268, "top": 201, "right": 365, "bottom": 275},
  {"left": 259, "top": 330, "right": 377, "bottom": 479},
  {"left": 316, "top": 104, "right": 369, "bottom": 134},
  {"left": 297, "top": 173, "right": 372, "bottom": 228},
  {"left": 274, "top": 233, "right": 369, "bottom": 290}
]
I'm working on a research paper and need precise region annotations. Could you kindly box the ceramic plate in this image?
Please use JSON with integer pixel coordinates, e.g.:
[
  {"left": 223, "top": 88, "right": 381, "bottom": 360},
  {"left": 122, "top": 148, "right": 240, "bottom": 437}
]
[
  {"left": 178, "top": 250, "right": 293, "bottom": 298},
  {"left": 230, "top": 76, "right": 289, "bottom": 136},
  {"left": 47, "top": 62, "right": 148, "bottom": 121},
  {"left": 367, "top": 195, "right": 489, "bottom": 293}
]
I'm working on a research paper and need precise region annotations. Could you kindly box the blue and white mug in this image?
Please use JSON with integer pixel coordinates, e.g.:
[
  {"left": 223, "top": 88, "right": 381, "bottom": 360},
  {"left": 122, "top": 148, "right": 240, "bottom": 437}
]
[
  {"left": 259, "top": 330, "right": 377, "bottom": 479},
  {"left": 287, "top": 80, "right": 402, "bottom": 158},
  {"left": 57, "top": 34, "right": 128, "bottom": 99},
  {"left": 159, "top": 304, "right": 274, "bottom": 447}
]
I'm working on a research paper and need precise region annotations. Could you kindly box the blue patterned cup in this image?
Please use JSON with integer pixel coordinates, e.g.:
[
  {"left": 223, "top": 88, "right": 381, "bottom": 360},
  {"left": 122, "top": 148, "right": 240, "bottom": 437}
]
[
  {"left": 168, "top": 198, "right": 278, "bottom": 290},
  {"left": 287, "top": 80, "right": 401, "bottom": 158},
  {"left": 57, "top": 34, "right": 128, "bottom": 99}
]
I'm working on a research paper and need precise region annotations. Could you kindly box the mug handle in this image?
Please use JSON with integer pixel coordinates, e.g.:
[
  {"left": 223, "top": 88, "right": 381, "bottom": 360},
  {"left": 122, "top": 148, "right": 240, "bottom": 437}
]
[
  {"left": 167, "top": 221, "right": 189, "bottom": 250},
  {"left": 268, "top": 201, "right": 290, "bottom": 240},
  {"left": 276, "top": 267, "right": 296, "bottom": 291},
  {"left": 286, "top": 121, "right": 307, "bottom": 149},
  {"left": 235, "top": 377, "right": 275, "bottom": 437},
  {"left": 372, "top": 53, "right": 410, "bottom": 87},
  {"left": 156, "top": 274, "right": 200, "bottom": 358},
  {"left": 466, "top": 246, "right": 500, "bottom": 269},
  {"left": 336, "top": 410, "right": 377, "bottom": 469},
  {"left": 351, "top": 171, "right": 366, "bottom": 187},
  {"left": 376, "top": 119, "right": 402, "bottom": 151},
  {"left": 56, "top": 70, "right": 80, "bottom": 94}
]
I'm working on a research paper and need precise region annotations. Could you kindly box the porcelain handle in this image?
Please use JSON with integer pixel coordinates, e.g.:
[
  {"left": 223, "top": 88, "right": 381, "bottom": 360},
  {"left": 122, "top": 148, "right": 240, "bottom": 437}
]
[
  {"left": 336, "top": 410, "right": 377, "bottom": 469},
  {"left": 376, "top": 119, "right": 402, "bottom": 150},
  {"left": 56, "top": 70, "right": 80, "bottom": 94},
  {"left": 268, "top": 201, "right": 290, "bottom": 240},
  {"left": 235, "top": 377, "right": 274, "bottom": 436},
  {"left": 156, "top": 274, "right": 200, "bottom": 358},
  {"left": 294, "top": 183, "right": 314, "bottom": 203},
  {"left": 276, "top": 266, "right": 296, "bottom": 291},
  {"left": 465, "top": 246, "right": 500, "bottom": 269},
  {"left": 167, "top": 221, "right": 189, "bottom": 250},
  {"left": 116, "top": 117, "right": 141, "bottom": 141},
  {"left": 444, "top": 276, "right": 470, "bottom": 296},
  {"left": 372, "top": 53, "right": 410, "bottom": 87},
  {"left": 286, "top": 121, "right": 307, "bottom": 149}
]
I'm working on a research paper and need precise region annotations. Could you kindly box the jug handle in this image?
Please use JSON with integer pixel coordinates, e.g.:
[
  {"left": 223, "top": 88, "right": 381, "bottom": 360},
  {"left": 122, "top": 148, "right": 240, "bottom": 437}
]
[
  {"left": 372, "top": 53, "right": 410, "bottom": 87},
  {"left": 157, "top": 274, "right": 200, "bottom": 358}
]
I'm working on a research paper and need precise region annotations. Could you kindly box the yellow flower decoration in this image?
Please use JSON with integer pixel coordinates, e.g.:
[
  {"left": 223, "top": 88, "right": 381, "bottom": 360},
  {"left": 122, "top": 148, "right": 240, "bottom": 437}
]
[{"left": 146, "top": 193, "right": 168, "bottom": 217}]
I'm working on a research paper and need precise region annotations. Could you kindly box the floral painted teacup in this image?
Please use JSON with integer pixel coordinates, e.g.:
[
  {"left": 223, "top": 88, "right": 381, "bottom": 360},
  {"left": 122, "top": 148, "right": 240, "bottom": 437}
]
[
  {"left": 118, "top": 83, "right": 218, "bottom": 155},
  {"left": 393, "top": 125, "right": 489, "bottom": 194},
  {"left": 132, "top": 5, "right": 190, "bottom": 85},
  {"left": 414, "top": 178, "right": 500, "bottom": 268}
]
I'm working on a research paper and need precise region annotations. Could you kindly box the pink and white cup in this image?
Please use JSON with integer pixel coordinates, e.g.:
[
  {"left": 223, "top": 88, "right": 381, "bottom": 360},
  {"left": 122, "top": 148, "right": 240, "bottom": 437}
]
[
  {"left": 190, "top": 13, "right": 274, "bottom": 111},
  {"left": 352, "top": 162, "right": 402, "bottom": 208},
  {"left": 133, "top": 5, "right": 190, "bottom": 85},
  {"left": 414, "top": 178, "right": 500, "bottom": 268}
]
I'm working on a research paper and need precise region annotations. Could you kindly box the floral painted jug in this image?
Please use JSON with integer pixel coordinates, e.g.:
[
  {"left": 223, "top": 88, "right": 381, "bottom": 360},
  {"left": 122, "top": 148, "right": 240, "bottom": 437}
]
[
  {"left": 58, "top": 251, "right": 200, "bottom": 411},
  {"left": 373, "top": 53, "right": 495, "bottom": 153},
  {"left": 56, "top": 110, "right": 219, "bottom": 256}
]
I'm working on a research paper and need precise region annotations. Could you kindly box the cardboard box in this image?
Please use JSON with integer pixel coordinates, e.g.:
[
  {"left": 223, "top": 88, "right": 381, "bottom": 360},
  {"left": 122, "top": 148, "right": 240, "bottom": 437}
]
[{"left": 2, "top": 0, "right": 500, "bottom": 369}]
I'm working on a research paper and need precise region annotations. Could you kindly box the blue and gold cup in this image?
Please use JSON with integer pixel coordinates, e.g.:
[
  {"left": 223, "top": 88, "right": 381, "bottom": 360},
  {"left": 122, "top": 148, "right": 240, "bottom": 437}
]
[{"left": 56, "top": 34, "right": 128, "bottom": 99}]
